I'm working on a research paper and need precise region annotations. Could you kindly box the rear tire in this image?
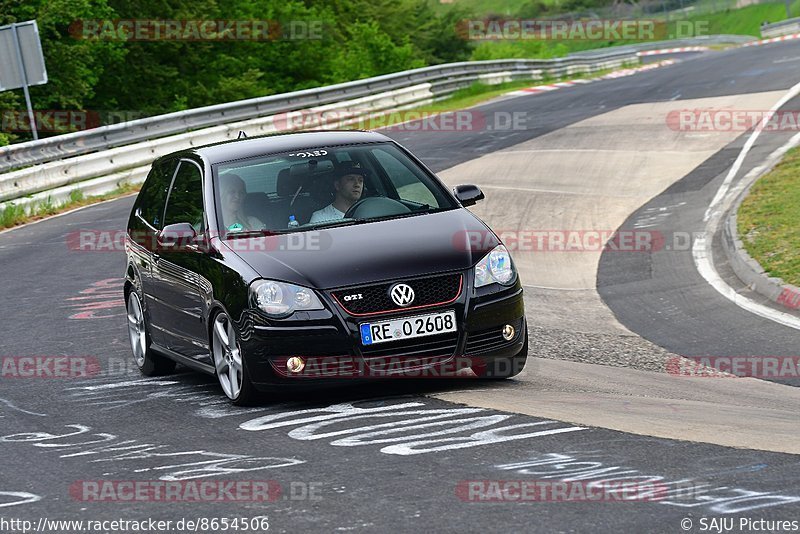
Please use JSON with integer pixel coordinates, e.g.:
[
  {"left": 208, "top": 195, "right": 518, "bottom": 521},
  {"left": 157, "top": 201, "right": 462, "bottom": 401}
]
[{"left": 126, "top": 289, "right": 176, "bottom": 376}]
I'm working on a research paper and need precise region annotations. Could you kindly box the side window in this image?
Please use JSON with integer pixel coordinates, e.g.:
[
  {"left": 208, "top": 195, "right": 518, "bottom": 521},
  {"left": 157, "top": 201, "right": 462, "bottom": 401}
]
[
  {"left": 164, "top": 161, "right": 205, "bottom": 233},
  {"left": 372, "top": 148, "right": 438, "bottom": 207},
  {"left": 137, "top": 159, "right": 177, "bottom": 229}
]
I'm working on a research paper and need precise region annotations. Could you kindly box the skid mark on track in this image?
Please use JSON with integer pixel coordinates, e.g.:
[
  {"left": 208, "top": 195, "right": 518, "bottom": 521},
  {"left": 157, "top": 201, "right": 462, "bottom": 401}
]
[{"left": 65, "top": 375, "right": 268, "bottom": 417}]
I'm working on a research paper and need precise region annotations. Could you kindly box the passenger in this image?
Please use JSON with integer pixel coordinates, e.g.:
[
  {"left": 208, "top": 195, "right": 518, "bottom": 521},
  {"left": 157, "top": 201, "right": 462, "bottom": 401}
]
[
  {"left": 220, "top": 173, "right": 265, "bottom": 232},
  {"left": 309, "top": 163, "right": 365, "bottom": 224}
]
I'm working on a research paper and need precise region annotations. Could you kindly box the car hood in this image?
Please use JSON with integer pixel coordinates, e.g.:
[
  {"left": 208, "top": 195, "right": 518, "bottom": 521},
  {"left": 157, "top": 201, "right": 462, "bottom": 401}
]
[{"left": 225, "top": 208, "right": 500, "bottom": 289}]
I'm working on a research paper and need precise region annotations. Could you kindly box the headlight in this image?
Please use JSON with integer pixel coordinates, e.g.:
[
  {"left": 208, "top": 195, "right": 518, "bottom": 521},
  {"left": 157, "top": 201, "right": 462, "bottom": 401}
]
[
  {"left": 474, "top": 245, "right": 516, "bottom": 288},
  {"left": 249, "top": 280, "right": 324, "bottom": 318}
]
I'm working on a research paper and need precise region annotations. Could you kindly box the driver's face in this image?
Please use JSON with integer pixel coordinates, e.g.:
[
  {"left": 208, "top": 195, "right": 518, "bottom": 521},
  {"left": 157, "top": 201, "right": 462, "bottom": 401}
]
[
  {"left": 336, "top": 174, "right": 364, "bottom": 203},
  {"left": 222, "top": 178, "right": 246, "bottom": 212}
]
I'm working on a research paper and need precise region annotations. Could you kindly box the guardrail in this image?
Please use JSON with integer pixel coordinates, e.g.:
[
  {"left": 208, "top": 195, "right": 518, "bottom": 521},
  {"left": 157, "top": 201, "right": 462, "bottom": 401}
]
[
  {"left": 761, "top": 17, "right": 800, "bottom": 38},
  {"left": 0, "top": 35, "right": 752, "bottom": 213}
]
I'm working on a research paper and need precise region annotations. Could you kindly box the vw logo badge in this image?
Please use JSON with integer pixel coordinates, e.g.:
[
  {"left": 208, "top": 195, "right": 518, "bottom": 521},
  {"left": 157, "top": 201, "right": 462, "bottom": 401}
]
[{"left": 390, "top": 283, "right": 415, "bottom": 307}]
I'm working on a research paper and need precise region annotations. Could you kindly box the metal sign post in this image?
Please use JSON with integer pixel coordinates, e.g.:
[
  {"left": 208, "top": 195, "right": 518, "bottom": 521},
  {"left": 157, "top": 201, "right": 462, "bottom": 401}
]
[
  {"left": 0, "top": 20, "right": 48, "bottom": 140},
  {"left": 10, "top": 23, "right": 37, "bottom": 139}
]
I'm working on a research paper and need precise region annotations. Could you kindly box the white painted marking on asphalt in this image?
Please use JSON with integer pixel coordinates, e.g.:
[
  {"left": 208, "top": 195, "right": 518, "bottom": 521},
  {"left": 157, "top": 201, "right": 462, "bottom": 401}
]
[
  {"left": 0, "top": 423, "right": 305, "bottom": 481},
  {"left": 497, "top": 452, "right": 800, "bottom": 513},
  {"left": 0, "top": 491, "right": 42, "bottom": 508},
  {"left": 0, "top": 397, "right": 47, "bottom": 417},
  {"left": 240, "top": 401, "right": 586, "bottom": 456},
  {"left": 75, "top": 379, "right": 180, "bottom": 391},
  {"left": 694, "top": 126, "right": 800, "bottom": 330},
  {"left": 704, "top": 80, "right": 800, "bottom": 223}
]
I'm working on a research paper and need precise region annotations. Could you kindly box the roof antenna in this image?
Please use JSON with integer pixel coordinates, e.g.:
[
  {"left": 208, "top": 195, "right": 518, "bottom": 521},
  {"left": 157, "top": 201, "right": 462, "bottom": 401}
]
[{"left": 237, "top": 130, "right": 247, "bottom": 139}]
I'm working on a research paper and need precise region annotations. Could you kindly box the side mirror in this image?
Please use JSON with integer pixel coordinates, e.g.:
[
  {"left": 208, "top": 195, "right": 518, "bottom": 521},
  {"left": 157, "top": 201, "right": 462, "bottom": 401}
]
[
  {"left": 453, "top": 184, "right": 485, "bottom": 207},
  {"left": 157, "top": 223, "right": 197, "bottom": 250}
]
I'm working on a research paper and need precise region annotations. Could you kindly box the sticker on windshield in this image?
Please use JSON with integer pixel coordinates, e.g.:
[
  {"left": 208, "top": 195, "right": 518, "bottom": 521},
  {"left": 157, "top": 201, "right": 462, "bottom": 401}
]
[{"left": 288, "top": 150, "right": 328, "bottom": 158}]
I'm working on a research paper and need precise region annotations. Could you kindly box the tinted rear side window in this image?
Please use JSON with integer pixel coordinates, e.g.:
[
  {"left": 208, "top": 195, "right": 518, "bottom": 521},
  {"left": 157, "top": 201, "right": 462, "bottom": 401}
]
[{"left": 137, "top": 159, "right": 177, "bottom": 229}]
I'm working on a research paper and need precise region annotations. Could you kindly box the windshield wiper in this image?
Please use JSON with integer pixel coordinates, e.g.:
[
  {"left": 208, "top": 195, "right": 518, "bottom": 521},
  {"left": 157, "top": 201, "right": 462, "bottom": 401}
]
[
  {"left": 304, "top": 218, "right": 367, "bottom": 230},
  {"left": 224, "top": 229, "right": 285, "bottom": 239}
]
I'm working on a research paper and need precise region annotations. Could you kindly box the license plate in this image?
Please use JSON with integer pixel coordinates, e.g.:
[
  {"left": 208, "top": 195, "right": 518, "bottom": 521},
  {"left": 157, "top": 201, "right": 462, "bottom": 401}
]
[{"left": 360, "top": 310, "right": 456, "bottom": 346}]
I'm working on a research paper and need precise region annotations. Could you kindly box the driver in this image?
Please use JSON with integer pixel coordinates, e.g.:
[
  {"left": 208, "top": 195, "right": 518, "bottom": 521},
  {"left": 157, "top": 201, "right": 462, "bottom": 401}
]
[
  {"left": 220, "top": 173, "right": 265, "bottom": 232},
  {"left": 309, "top": 163, "right": 365, "bottom": 224}
]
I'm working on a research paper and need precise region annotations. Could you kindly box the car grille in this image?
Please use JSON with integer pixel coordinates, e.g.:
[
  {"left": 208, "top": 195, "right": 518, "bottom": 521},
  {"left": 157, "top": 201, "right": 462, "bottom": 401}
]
[
  {"left": 465, "top": 318, "right": 524, "bottom": 355},
  {"left": 331, "top": 273, "right": 462, "bottom": 316},
  {"left": 360, "top": 331, "right": 459, "bottom": 369}
]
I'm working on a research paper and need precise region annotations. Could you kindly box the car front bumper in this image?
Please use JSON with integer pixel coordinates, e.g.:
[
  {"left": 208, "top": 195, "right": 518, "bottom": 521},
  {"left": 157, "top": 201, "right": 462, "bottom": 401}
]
[{"left": 238, "top": 273, "right": 526, "bottom": 390}]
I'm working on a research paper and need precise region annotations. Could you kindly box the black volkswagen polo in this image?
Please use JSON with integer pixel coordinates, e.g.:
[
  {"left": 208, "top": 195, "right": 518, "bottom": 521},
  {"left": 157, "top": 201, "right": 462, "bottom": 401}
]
[{"left": 125, "top": 130, "right": 527, "bottom": 404}]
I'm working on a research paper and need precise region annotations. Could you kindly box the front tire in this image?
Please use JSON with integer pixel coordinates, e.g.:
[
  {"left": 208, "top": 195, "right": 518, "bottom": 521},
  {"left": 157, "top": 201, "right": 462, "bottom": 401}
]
[
  {"left": 211, "top": 312, "right": 258, "bottom": 406},
  {"left": 126, "top": 290, "right": 176, "bottom": 376}
]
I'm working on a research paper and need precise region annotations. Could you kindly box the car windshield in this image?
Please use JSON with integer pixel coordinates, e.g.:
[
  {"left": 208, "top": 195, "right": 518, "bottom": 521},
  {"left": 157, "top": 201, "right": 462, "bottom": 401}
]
[{"left": 213, "top": 142, "right": 456, "bottom": 236}]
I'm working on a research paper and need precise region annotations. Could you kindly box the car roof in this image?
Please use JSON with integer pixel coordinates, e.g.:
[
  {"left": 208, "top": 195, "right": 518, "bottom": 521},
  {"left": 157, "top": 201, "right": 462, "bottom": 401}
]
[{"left": 159, "top": 130, "right": 394, "bottom": 166}]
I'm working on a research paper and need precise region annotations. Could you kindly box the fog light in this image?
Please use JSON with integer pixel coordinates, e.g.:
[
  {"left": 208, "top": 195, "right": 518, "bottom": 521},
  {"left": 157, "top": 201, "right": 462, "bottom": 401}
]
[
  {"left": 502, "top": 324, "right": 515, "bottom": 341},
  {"left": 286, "top": 357, "right": 305, "bottom": 374}
]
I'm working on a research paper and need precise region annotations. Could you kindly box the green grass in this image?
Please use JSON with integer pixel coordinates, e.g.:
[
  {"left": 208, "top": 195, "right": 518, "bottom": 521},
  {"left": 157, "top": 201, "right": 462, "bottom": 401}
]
[
  {"left": 428, "top": 0, "right": 545, "bottom": 16},
  {"left": 466, "top": 1, "right": 800, "bottom": 61},
  {"left": 738, "top": 147, "right": 800, "bottom": 287},
  {"left": 0, "top": 203, "right": 27, "bottom": 228},
  {"left": 679, "top": 1, "right": 800, "bottom": 36},
  {"left": 0, "top": 183, "right": 139, "bottom": 230}
]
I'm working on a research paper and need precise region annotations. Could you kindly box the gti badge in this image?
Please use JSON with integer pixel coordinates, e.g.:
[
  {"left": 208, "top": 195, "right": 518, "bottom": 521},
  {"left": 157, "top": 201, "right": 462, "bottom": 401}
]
[{"left": 390, "top": 283, "right": 415, "bottom": 307}]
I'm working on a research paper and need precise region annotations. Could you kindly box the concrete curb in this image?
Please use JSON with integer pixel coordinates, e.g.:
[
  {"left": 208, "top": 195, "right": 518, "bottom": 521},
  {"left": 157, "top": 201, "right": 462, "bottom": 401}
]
[{"left": 721, "top": 151, "right": 800, "bottom": 315}]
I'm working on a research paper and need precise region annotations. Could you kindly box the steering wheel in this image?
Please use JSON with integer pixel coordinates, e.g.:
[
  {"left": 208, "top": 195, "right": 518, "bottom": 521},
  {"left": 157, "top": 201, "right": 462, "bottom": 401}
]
[{"left": 344, "top": 197, "right": 412, "bottom": 219}]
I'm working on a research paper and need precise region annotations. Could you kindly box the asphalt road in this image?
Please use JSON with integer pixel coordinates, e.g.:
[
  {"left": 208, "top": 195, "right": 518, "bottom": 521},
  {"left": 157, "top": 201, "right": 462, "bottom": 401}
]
[
  {"left": 1, "top": 41, "right": 800, "bottom": 533},
  {"left": 598, "top": 99, "right": 800, "bottom": 387}
]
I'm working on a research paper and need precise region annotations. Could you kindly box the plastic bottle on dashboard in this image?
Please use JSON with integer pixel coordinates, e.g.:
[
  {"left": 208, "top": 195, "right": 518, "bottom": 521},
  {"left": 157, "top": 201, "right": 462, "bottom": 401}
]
[{"left": 288, "top": 215, "right": 299, "bottom": 228}]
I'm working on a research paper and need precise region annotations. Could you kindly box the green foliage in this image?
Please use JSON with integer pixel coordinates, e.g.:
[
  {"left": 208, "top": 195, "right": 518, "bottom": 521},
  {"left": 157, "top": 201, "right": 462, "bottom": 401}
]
[
  {"left": 3, "top": 0, "right": 797, "bottom": 147},
  {"left": 0, "top": 0, "right": 472, "bottom": 141},
  {"left": 69, "top": 189, "right": 85, "bottom": 203},
  {"left": 329, "top": 22, "right": 425, "bottom": 81},
  {"left": 0, "top": 202, "right": 26, "bottom": 228}
]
